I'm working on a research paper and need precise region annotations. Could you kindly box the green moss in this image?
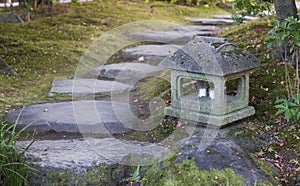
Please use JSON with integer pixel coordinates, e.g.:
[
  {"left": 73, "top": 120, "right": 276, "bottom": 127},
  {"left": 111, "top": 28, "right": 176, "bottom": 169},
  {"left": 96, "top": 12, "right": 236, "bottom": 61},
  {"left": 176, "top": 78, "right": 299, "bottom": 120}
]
[
  {"left": 138, "top": 77, "right": 171, "bottom": 102},
  {"left": 251, "top": 158, "right": 280, "bottom": 185},
  {"left": 142, "top": 157, "right": 247, "bottom": 186},
  {"left": 44, "top": 165, "right": 115, "bottom": 186}
]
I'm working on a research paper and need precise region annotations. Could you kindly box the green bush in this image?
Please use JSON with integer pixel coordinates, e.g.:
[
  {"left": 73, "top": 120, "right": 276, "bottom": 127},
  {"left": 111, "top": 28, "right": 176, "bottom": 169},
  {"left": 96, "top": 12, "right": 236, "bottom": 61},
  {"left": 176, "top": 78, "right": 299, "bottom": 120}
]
[
  {"left": 275, "top": 95, "right": 300, "bottom": 123},
  {"left": 142, "top": 158, "right": 246, "bottom": 185},
  {"left": 0, "top": 113, "right": 36, "bottom": 186},
  {"left": 267, "top": 13, "right": 300, "bottom": 123}
]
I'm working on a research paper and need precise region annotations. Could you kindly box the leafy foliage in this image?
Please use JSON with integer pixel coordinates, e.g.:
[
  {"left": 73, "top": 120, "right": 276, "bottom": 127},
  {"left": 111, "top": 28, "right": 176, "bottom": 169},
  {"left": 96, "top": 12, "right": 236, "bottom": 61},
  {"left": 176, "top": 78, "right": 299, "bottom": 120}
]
[
  {"left": 122, "top": 165, "right": 141, "bottom": 184},
  {"left": 266, "top": 13, "right": 300, "bottom": 123},
  {"left": 0, "top": 113, "right": 36, "bottom": 186},
  {"left": 232, "top": 0, "right": 273, "bottom": 24},
  {"left": 275, "top": 95, "right": 300, "bottom": 123}
]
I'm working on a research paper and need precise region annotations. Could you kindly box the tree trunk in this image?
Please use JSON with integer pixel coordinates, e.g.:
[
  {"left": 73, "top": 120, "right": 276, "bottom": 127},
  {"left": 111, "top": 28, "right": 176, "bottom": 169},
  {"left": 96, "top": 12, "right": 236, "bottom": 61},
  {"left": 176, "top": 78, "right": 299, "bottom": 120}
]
[{"left": 274, "top": 0, "right": 298, "bottom": 22}]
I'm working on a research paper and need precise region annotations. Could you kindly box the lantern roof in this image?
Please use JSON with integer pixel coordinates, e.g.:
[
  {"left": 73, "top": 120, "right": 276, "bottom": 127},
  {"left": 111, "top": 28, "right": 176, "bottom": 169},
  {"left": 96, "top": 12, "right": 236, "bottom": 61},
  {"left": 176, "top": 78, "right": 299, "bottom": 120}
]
[{"left": 159, "top": 36, "right": 260, "bottom": 76}]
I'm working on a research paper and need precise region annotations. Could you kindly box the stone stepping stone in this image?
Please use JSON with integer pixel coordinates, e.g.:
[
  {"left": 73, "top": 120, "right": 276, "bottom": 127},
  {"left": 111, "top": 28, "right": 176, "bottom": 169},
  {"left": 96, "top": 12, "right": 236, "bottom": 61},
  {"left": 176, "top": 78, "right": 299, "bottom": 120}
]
[
  {"left": 49, "top": 78, "right": 131, "bottom": 97},
  {"left": 133, "top": 31, "right": 214, "bottom": 44},
  {"left": 185, "top": 18, "right": 234, "bottom": 25},
  {"left": 121, "top": 45, "right": 182, "bottom": 60},
  {"left": 5, "top": 101, "right": 137, "bottom": 134},
  {"left": 90, "top": 62, "right": 163, "bottom": 81},
  {"left": 18, "top": 138, "right": 168, "bottom": 185},
  {"left": 172, "top": 25, "right": 217, "bottom": 32},
  {"left": 0, "top": 13, "right": 23, "bottom": 23},
  {"left": 0, "top": 57, "right": 18, "bottom": 75},
  {"left": 213, "top": 14, "right": 259, "bottom": 21}
]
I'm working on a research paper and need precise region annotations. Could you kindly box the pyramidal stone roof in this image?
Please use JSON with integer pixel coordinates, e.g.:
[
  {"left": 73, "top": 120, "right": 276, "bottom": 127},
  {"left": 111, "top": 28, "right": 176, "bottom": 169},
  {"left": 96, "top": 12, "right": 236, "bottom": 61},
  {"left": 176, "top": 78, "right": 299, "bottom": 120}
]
[{"left": 159, "top": 36, "right": 260, "bottom": 76}]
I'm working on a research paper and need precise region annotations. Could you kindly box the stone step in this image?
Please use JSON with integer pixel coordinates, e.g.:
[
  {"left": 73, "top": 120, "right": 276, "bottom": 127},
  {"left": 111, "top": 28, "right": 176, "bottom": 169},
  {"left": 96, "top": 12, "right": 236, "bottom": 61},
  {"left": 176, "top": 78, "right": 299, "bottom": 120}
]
[
  {"left": 18, "top": 138, "right": 168, "bottom": 185},
  {"left": 133, "top": 30, "right": 214, "bottom": 44},
  {"left": 5, "top": 101, "right": 138, "bottom": 135},
  {"left": 121, "top": 44, "right": 182, "bottom": 61},
  {"left": 185, "top": 18, "right": 234, "bottom": 25},
  {"left": 213, "top": 14, "right": 259, "bottom": 21},
  {"left": 90, "top": 62, "right": 163, "bottom": 81},
  {"left": 172, "top": 25, "right": 217, "bottom": 32},
  {"left": 49, "top": 78, "right": 131, "bottom": 97}
]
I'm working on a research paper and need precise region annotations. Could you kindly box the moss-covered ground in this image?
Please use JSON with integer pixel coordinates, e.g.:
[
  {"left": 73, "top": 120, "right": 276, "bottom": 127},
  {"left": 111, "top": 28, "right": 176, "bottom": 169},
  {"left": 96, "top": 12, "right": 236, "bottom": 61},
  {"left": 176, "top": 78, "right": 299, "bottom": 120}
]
[{"left": 1, "top": 0, "right": 299, "bottom": 185}]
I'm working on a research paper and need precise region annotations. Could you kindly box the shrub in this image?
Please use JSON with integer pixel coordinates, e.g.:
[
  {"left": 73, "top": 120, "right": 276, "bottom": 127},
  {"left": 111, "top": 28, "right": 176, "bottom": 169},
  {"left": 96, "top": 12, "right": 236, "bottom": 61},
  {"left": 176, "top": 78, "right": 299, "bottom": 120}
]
[{"left": 267, "top": 13, "right": 300, "bottom": 123}]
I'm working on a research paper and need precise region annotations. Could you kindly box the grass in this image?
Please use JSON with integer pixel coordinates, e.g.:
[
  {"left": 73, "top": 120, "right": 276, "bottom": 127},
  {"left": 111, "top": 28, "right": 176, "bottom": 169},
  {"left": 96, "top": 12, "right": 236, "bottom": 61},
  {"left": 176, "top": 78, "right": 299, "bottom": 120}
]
[{"left": 0, "top": 113, "right": 36, "bottom": 186}]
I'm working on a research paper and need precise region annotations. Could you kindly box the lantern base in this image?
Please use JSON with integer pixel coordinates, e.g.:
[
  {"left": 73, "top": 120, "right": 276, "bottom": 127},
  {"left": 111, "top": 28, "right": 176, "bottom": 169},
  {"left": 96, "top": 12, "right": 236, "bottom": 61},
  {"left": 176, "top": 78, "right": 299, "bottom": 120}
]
[{"left": 164, "top": 106, "right": 255, "bottom": 128}]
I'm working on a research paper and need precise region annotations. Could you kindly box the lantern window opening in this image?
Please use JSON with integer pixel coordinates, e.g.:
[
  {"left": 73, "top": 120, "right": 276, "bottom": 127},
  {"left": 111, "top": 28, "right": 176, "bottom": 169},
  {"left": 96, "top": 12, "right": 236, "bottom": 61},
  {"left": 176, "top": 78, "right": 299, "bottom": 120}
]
[{"left": 179, "top": 77, "right": 215, "bottom": 100}]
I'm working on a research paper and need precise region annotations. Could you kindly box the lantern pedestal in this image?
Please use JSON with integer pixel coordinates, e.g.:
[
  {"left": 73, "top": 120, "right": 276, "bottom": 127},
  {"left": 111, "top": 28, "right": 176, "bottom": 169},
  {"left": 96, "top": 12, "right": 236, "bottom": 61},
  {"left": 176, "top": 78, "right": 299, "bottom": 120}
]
[{"left": 164, "top": 106, "right": 255, "bottom": 128}]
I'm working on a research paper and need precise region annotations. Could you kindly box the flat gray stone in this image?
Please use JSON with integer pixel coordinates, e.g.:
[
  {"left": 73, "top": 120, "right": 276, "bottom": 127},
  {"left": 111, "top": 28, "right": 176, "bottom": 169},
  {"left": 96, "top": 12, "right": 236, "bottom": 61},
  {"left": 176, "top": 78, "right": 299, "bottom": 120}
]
[
  {"left": 186, "top": 18, "right": 234, "bottom": 25},
  {"left": 18, "top": 138, "right": 168, "bottom": 185},
  {"left": 49, "top": 78, "right": 131, "bottom": 97},
  {"left": 0, "top": 13, "right": 22, "bottom": 23},
  {"left": 121, "top": 45, "right": 182, "bottom": 60},
  {"left": 90, "top": 62, "right": 163, "bottom": 81},
  {"left": 213, "top": 14, "right": 259, "bottom": 21},
  {"left": 172, "top": 25, "right": 217, "bottom": 32},
  {"left": 5, "top": 101, "right": 135, "bottom": 134},
  {"left": 133, "top": 31, "right": 214, "bottom": 44},
  {"left": 0, "top": 57, "right": 18, "bottom": 75}
]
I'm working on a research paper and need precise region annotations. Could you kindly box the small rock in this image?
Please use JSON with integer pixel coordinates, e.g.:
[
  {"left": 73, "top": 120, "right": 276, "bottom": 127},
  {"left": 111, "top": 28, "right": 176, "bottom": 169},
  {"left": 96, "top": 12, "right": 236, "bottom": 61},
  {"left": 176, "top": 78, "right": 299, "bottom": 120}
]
[{"left": 0, "top": 57, "right": 18, "bottom": 76}]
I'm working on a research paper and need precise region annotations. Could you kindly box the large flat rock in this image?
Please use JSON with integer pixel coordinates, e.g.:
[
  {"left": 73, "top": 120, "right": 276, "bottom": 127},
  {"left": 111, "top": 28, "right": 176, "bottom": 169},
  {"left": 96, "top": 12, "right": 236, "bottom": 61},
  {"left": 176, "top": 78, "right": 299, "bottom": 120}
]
[
  {"left": 185, "top": 18, "right": 234, "bottom": 25},
  {"left": 176, "top": 128, "right": 278, "bottom": 185},
  {"left": 133, "top": 31, "right": 214, "bottom": 44},
  {"left": 18, "top": 138, "right": 168, "bottom": 185},
  {"left": 172, "top": 25, "right": 217, "bottom": 32},
  {"left": 90, "top": 62, "right": 163, "bottom": 81},
  {"left": 49, "top": 78, "right": 131, "bottom": 97},
  {"left": 121, "top": 45, "right": 182, "bottom": 60},
  {"left": 213, "top": 14, "right": 259, "bottom": 21},
  {"left": 5, "top": 101, "right": 136, "bottom": 134}
]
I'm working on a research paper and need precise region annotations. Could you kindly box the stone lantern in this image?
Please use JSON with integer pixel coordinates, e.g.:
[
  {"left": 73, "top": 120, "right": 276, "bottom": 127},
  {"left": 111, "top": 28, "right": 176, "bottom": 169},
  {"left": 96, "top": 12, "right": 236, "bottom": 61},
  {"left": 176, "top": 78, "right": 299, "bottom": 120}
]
[{"left": 159, "top": 36, "right": 260, "bottom": 127}]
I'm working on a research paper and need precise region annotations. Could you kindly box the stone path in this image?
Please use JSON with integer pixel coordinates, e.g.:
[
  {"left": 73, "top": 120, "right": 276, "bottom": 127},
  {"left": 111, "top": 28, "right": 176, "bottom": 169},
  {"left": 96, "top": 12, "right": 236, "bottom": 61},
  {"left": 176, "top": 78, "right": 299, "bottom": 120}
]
[
  {"left": 6, "top": 101, "right": 134, "bottom": 134},
  {"left": 186, "top": 17, "right": 235, "bottom": 25},
  {"left": 121, "top": 45, "right": 182, "bottom": 61},
  {"left": 49, "top": 78, "right": 131, "bottom": 97},
  {"left": 5, "top": 12, "right": 278, "bottom": 185},
  {"left": 133, "top": 30, "right": 214, "bottom": 44},
  {"left": 90, "top": 62, "right": 163, "bottom": 81}
]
